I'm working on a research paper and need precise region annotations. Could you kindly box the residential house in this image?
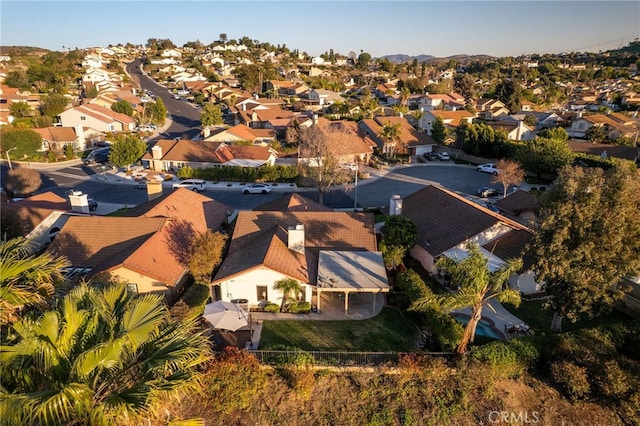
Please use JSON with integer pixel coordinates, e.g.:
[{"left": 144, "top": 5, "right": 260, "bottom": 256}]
[
  {"left": 492, "top": 190, "right": 538, "bottom": 227},
  {"left": 33, "top": 125, "right": 87, "bottom": 152},
  {"left": 46, "top": 189, "right": 231, "bottom": 303},
  {"left": 161, "top": 48, "right": 182, "bottom": 58},
  {"left": 419, "top": 110, "right": 475, "bottom": 135},
  {"left": 395, "top": 185, "right": 541, "bottom": 294},
  {"left": 298, "top": 117, "right": 374, "bottom": 165},
  {"left": 569, "top": 111, "right": 639, "bottom": 139},
  {"left": 58, "top": 103, "right": 135, "bottom": 133},
  {"left": 142, "top": 139, "right": 277, "bottom": 171},
  {"left": 303, "top": 88, "right": 343, "bottom": 106},
  {"left": 1, "top": 192, "right": 74, "bottom": 247},
  {"left": 0, "top": 84, "right": 43, "bottom": 117},
  {"left": 358, "top": 115, "right": 436, "bottom": 157},
  {"left": 505, "top": 111, "right": 563, "bottom": 130},
  {"left": 211, "top": 209, "right": 389, "bottom": 314},
  {"left": 202, "top": 124, "right": 277, "bottom": 145},
  {"left": 567, "top": 140, "right": 640, "bottom": 163},
  {"left": 475, "top": 98, "right": 509, "bottom": 120},
  {"left": 484, "top": 120, "right": 535, "bottom": 141},
  {"left": 418, "top": 93, "right": 465, "bottom": 111}
]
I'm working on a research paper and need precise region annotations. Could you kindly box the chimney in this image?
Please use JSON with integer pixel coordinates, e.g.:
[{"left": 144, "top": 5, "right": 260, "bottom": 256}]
[
  {"left": 288, "top": 224, "right": 305, "bottom": 254},
  {"left": 74, "top": 125, "right": 86, "bottom": 150},
  {"left": 389, "top": 194, "right": 403, "bottom": 216},
  {"left": 312, "top": 114, "right": 318, "bottom": 125},
  {"left": 68, "top": 191, "right": 90, "bottom": 214},
  {"left": 242, "top": 103, "right": 246, "bottom": 111},
  {"left": 151, "top": 145, "right": 163, "bottom": 160},
  {"left": 147, "top": 180, "right": 163, "bottom": 201},
  {"left": 202, "top": 127, "right": 211, "bottom": 138}
]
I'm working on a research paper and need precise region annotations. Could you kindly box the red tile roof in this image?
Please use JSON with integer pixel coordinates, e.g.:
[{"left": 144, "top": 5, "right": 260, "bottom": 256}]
[{"left": 213, "top": 211, "right": 377, "bottom": 284}]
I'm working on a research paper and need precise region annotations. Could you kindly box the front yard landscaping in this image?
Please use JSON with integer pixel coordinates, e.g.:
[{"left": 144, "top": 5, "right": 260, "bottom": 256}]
[{"left": 259, "top": 307, "right": 418, "bottom": 351}]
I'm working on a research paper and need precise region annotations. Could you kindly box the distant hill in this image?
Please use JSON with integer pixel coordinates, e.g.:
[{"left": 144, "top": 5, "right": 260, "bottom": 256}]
[
  {"left": 0, "top": 46, "right": 50, "bottom": 56},
  {"left": 378, "top": 53, "right": 494, "bottom": 64}
]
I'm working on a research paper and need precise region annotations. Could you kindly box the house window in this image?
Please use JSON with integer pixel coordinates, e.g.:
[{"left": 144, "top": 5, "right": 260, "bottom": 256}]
[
  {"left": 578, "top": 123, "right": 586, "bottom": 129},
  {"left": 257, "top": 285, "right": 268, "bottom": 302},
  {"left": 80, "top": 116, "right": 86, "bottom": 121},
  {"left": 126, "top": 283, "right": 138, "bottom": 294}
]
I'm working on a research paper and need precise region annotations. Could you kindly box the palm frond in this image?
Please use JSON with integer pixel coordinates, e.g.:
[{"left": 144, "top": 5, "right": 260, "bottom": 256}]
[{"left": 121, "top": 295, "right": 167, "bottom": 349}]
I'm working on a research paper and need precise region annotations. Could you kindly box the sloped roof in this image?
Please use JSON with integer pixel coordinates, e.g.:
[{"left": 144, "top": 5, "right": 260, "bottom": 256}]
[
  {"left": 493, "top": 190, "right": 538, "bottom": 216},
  {"left": 213, "top": 211, "right": 377, "bottom": 284},
  {"left": 482, "top": 228, "right": 534, "bottom": 270},
  {"left": 141, "top": 139, "right": 274, "bottom": 164},
  {"left": 312, "top": 118, "right": 374, "bottom": 156},
  {"left": 32, "top": 127, "right": 77, "bottom": 142},
  {"left": 47, "top": 216, "right": 190, "bottom": 285},
  {"left": 253, "top": 193, "right": 333, "bottom": 212},
  {"left": 401, "top": 185, "right": 529, "bottom": 256},
  {"left": 429, "top": 110, "right": 476, "bottom": 126},
  {"left": 1, "top": 192, "right": 70, "bottom": 237},
  {"left": 120, "top": 188, "right": 231, "bottom": 232},
  {"left": 373, "top": 116, "right": 435, "bottom": 147},
  {"left": 567, "top": 140, "right": 639, "bottom": 162}
]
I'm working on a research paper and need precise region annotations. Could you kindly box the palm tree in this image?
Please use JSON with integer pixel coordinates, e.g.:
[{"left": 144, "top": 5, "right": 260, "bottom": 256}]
[
  {"left": 0, "top": 237, "right": 68, "bottom": 325},
  {"left": 412, "top": 242, "right": 523, "bottom": 355},
  {"left": 274, "top": 278, "right": 302, "bottom": 312},
  {"left": 380, "top": 123, "right": 401, "bottom": 159},
  {"left": 0, "top": 282, "right": 211, "bottom": 425}
]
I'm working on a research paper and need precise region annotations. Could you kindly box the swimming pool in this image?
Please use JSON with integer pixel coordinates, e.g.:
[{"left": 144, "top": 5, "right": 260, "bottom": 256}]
[{"left": 451, "top": 315, "right": 504, "bottom": 340}]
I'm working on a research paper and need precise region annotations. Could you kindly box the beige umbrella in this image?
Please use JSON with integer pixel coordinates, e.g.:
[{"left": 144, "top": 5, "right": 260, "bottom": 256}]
[{"left": 202, "top": 301, "right": 249, "bottom": 332}]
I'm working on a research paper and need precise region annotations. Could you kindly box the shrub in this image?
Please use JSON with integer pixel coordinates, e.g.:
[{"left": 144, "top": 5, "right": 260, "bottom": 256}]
[
  {"left": 65, "top": 144, "right": 74, "bottom": 160},
  {"left": 47, "top": 151, "right": 57, "bottom": 162},
  {"left": 596, "top": 360, "right": 630, "bottom": 398},
  {"left": 270, "top": 345, "right": 315, "bottom": 367},
  {"left": 396, "top": 269, "right": 430, "bottom": 302},
  {"left": 177, "top": 166, "right": 194, "bottom": 179},
  {"left": 4, "top": 167, "right": 42, "bottom": 196},
  {"left": 205, "top": 347, "right": 269, "bottom": 414},
  {"left": 263, "top": 303, "right": 280, "bottom": 313},
  {"left": 550, "top": 360, "right": 591, "bottom": 400},
  {"left": 170, "top": 284, "right": 210, "bottom": 321},
  {"left": 290, "top": 301, "right": 311, "bottom": 314},
  {"left": 470, "top": 338, "right": 540, "bottom": 379}
]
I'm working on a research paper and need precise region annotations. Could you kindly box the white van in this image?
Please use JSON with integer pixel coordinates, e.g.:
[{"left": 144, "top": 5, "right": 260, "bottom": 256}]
[{"left": 172, "top": 179, "right": 206, "bottom": 192}]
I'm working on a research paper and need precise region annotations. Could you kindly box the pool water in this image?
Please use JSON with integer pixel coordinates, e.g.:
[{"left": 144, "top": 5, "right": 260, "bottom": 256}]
[{"left": 452, "top": 315, "right": 504, "bottom": 340}]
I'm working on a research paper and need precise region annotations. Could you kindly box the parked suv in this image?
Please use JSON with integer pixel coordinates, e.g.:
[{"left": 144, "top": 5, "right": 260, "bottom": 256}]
[
  {"left": 83, "top": 148, "right": 110, "bottom": 165},
  {"left": 172, "top": 179, "right": 206, "bottom": 192}
]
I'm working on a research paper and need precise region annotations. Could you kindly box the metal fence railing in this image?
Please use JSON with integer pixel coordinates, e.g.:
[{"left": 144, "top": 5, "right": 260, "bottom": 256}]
[{"left": 248, "top": 350, "right": 452, "bottom": 366}]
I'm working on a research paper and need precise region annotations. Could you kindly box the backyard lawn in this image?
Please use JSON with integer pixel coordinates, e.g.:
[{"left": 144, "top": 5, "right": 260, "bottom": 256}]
[{"left": 259, "top": 307, "right": 418, "bottom": 351}]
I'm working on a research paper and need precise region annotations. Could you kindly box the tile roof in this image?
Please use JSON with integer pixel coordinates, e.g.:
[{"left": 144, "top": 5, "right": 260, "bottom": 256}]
[
  {"left": 482, "top": 229, "right": 534, "bottom": 270},
  {"left": 47, "top": 216, "right": 189, "bottom": 285},
  {"left": 120, "top": 188, "right": 231, "bottom": 232},
  {"left": 78, "top": 103, "right": 135, "bottom": 125},
  {"left": 567, "top": 140, "right": 639, "bottom": 162},
  {"left": 141, "top": 139, "right": 274, "bottom": 164},
  {"left": 314, "top": 118, "right": 374, "bottom": 156},
  {"left": 32, "top": 127, "right": 77, "bottom": 142},
  {"left": 253, "top": 193, "right": 333, "bottom": 212},
  {"left": 429, "top": 110, "right": 476, "bottom": 127},
  {"left": 213, "top": 211, "right": 377, "bottom": 284},
  {"left": 401, "top": 185, "right": 529, "bottom": 256},
  {"left": 1, "top": 192, "right": 70, "bottom": 237},
  {"left": 493, "top": 190, "right": 538, "bottom": 216},
  {"left": 373, "top": 116, "right": 435, "bottom": 147}
]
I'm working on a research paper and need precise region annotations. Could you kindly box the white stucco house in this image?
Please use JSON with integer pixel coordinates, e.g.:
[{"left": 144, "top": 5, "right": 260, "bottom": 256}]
[
  {"left": 396, "top": 186, "right": 542, "bottom": 295},
  {"left": 211, "top": 206, "right": 389, "bottom": 314}
]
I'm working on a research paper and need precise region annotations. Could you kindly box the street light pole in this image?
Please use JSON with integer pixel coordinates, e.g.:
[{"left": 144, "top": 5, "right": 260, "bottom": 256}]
[
  {"left": 354, "top": 162, "right": 358, "bottom": 211},
  {"left": 6, "top": 147, "right": 17, "bottom": 170}
]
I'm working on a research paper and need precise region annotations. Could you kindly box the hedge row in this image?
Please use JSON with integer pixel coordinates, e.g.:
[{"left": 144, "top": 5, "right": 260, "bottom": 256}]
[{"left": 177, "top": 164, "right": 299, "bottom": 182}]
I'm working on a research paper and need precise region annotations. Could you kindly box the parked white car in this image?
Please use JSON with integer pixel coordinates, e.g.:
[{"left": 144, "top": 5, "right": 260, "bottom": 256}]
[
  {"left": 437, "top": 152, "right": 450, "bottom": 161},
  {"left": 172, "top": 179, "right": 206, "bottom": 192},
  {"left": 242, "top": 183, "right": 272, "bottom": 194},
  {"left": 477, "top": 163, "right": 500, "bottom": 175}
]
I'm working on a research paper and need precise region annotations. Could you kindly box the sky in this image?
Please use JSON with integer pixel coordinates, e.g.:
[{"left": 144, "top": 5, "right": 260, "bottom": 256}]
[{"left": 1, "top": 1, "right": 638, "bottom": 58}]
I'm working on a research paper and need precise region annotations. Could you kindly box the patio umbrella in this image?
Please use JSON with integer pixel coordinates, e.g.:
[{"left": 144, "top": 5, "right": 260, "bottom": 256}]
[{"left": 202, "top": 301, "right": 249, "bottom": 332}]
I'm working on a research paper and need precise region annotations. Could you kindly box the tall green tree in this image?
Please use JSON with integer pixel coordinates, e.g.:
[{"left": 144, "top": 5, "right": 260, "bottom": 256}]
[
  {"left": 431, "top": 117, "right": 447, "bottom": 144},
  {"left": 529, "top": 165, "right": 640, "bottom": 332},
  {"left": 538, "top": 127, "right": 568, "bottom": 141},
  {"left": 274, "top": 278, "right": 302, "bottom": 311},
  {"left": 586, "top": 125, "right": 607, "bottom": 143},
  {"left": 200, "top": 103, "right": 223, "bottom": 127},
  {"left": 9, "top": 102, "right": 32, "bottom": 119},
  {"left": 41, "top": 93, "right": 69, "bottom": 117},
  {"left": 188, "top": 230, "right": 228, "bottom": 285},
  {"left": 380, "top": 122, "right": 402, "bottom": 158},
  {"left": 412, "top": 242, "right": 523, "bottom": 354},
  {"left": 0, "top": 282, "right": 211, "bottom": 425},
  {"left": 517, "top": 137, "right": 574, "bottom": 177},
  {"left": 0, "top": 237, "right": 67, "bottom": 325},
  {"left": 357, "top": 52, "right": 372, "bottom": 69},
  {"left": 110, "top": 100, "right": 134, "bottom": 117},
  {"left": 494, "top": 79, "right": 522, "bottom": 113},
  {"left": 151, "top": 97, "right": 167, "bottom": 125},
  {"left": 380, "top": 215, "right": 417, "bottom": 269},
  {"left": 107, "top": 134, "right": 147, "bottom": 169},
  {"left": 1, "top": 128, "right": 43, "bottom": 158}
]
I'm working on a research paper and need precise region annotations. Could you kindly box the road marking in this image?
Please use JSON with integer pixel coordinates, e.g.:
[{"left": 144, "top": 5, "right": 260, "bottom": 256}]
[{"left": 46, "top": 171, "right": 92, "bottom": 181}]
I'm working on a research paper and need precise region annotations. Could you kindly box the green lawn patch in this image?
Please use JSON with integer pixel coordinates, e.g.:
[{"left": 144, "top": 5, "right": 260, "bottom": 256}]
[
  {"left": 503, "top": 299, "right": 633, "bottom": 335},
  {"left": 259, "top": 307, "right": 417, "bottom": 351}
]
